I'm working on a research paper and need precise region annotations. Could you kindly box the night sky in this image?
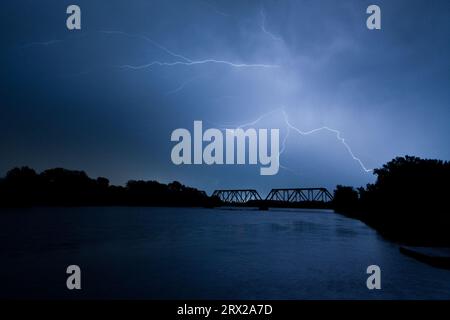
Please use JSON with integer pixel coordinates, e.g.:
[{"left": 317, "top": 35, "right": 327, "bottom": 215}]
[{"left": 1, "top": 0, "right": 449, "bottom": 194}]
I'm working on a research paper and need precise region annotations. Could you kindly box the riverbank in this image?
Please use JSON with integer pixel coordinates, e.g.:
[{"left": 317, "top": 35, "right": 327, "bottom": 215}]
[
  {"left": 334, "top": 207, "right": 450, "bottom": 247},
  {"left": 399, "top": 246, "right": 450, "bottom": 270}
]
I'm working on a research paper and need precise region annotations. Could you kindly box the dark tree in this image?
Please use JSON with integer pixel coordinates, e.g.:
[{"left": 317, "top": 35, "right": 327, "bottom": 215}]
[
  {"left": 0, "top": 167, "right": 219, "bottom": 208},
  {"left": 334, "top": 156, "right": 450, "bottom": 245},
  {"left": 333, "top": 185, "right": 359, "bottom": 215}
]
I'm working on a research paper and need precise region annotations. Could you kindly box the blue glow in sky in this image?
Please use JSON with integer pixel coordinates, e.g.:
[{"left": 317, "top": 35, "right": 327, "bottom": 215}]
[{"left": 1, "top": 0, "right": 449, "bottom": 194}]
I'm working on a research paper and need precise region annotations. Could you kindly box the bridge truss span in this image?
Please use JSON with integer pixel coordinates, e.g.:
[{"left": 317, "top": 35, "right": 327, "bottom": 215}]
[
  {"left": 265, "top": 188, "right": 333, "bottom": 203},
  {"left": 212, "top": 189, "right": 262, "bottom": 204}
]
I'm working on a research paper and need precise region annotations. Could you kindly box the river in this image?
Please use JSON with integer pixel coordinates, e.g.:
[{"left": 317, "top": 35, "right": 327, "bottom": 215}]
[{"left": 1, "top": 207, "right": 450, "bottom": 299}]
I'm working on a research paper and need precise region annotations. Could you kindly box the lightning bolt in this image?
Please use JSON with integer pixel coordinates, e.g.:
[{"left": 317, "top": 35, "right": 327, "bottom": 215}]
[
  {"left": 20, "top": 30, "right": 277, "bottom": 70},
  {"left": 260, "top": 8, "right": 283, "bottom": 42},
  {"left": 214, "top": 108, "right": 373, "bottom": 174},
  {"left": 119, "top": 60, "right": 277, "bottom": 70},
  {"left": 165, "top": 75, "right": 204, "bottom": 95},
  {"left": 280, "top": 121, "right": 290, "bottom": 156},
  {"left": 20, "top": 40, "right": 62, "bottom": 49},
  {"left": 211, "top": 108, "right": 299, "bottom": 176},
  {"left": 20, "top": 30, "right": 277, "bottom": 80},
  {"left": 20, "top": 33, "right": 87, "bottom": 50},
  {"left": 19, "top": 30, "right": 370, "bottom": 173},
  {"left": 235, "top": 109, "right": 282, "bottom": 129},
  {"left": 281, "top": 110, "right": 372, "bottom": 173},
  {"left": 99, "top": 30, "right": 192, "bottom": 62},
  {"left": 99, "top": 30, "right": 278, "bottom": 70},
  {"left": 200, "top": 0, "right": 231, "bottom": 17}
]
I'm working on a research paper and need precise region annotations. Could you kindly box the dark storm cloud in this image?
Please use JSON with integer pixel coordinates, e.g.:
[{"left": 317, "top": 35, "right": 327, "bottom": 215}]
[{"left": 0, "top": 0, "right": 449, "bottom": 193}]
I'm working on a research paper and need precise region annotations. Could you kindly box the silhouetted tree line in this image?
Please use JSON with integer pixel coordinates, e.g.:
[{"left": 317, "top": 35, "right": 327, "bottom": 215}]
[
  {"left": 333, "top": 156, "right": 450, "bottom": 246},
  {"left": 0, "top": 167, "right": 221, "bottom": 207}
]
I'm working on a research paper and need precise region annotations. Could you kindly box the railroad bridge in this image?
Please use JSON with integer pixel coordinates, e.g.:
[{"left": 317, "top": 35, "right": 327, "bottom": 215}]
[{"left": 212, "top": 188, "right": 333, "bottom": 204}]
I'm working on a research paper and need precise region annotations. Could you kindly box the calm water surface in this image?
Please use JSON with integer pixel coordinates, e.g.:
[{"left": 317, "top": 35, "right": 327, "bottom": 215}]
[{"left": 1, "top": 207, "right": 450, "bottom": 299}]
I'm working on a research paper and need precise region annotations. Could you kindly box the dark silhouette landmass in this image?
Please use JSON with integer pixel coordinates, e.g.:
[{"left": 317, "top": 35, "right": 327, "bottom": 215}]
[
  {"left": 1, "top": 156, "right": 449, "bottom": 246},
  {"left": 0, "top": 167, "right": 221, "bottom": 207},
  {"left": 333, "top": 156, "right": 450, "bottom": 246}
]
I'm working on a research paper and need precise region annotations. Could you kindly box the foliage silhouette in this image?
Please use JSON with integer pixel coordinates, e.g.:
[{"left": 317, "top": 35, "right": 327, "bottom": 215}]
[
  {"left": 333, "top": 156, "right": 450, "bottom": 246},
  {"left": 2, "top": 156, "right": 450, "bottom": 246},
  {"left": 0, "top": 166, "right": 220, "bottom": 207}
]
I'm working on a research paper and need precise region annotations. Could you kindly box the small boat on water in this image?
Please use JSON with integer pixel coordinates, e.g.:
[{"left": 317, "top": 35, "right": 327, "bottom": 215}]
[{"left": 400, "top": 246, "right": 450, "bottom": 270}]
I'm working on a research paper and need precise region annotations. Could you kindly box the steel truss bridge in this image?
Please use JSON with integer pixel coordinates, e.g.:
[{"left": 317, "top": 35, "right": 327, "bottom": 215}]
[
  {"left": 265, "top": 188, "right": 333, "bottom": 203},
  {"left": 211, "top": 189, "right": 262, "bottom": 204},
  {"left": 212, "top": 188, "right": 333, "bottom": 204}
]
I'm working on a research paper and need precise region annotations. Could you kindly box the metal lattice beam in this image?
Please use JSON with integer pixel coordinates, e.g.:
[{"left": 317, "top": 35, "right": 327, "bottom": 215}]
[
  {"left": 212, "top": 189, "right": 262, "bottom": 204},
  {"left": 265, "top": 188, "right": 333, "bottom": 202},
  {"left": 212, "top": 188, "right": 333, "bottom": 204}
]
